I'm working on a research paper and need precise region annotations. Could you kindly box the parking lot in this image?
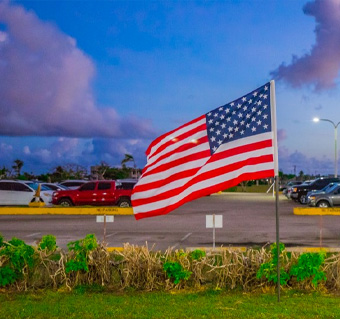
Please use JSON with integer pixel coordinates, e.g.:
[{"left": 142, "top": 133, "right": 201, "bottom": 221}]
[{"left": 0, "top": 192, "right": 340, "bottom": 250}]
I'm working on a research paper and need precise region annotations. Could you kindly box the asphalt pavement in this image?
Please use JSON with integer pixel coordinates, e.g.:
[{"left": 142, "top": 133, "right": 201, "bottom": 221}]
[{"left": 0, "top": 192, "right": 339, "bottom": 250}]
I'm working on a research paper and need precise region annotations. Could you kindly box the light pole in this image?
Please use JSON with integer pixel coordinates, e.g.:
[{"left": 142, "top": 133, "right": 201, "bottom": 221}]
[{"left": 313, "top": 117, "right": 340, "bottom": 177}]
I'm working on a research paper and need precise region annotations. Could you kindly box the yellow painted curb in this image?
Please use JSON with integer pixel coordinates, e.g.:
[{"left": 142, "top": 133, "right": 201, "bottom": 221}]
[
  {"left": 294, "top": 207, "right": 340, "bottom": 216},
  {"left": 107, "top": 247, "right": 124, "bottom": 252},
  {"left": 187, "top": 247, "right": 247, "bottom": 252},
  {"left": 105, "top": 246, "right": 340, "bottom": 253},
  {"left": 0, "top": 206, "right": 134, "bottom": 215},
  {"left": 286, "top": 247, "right": 340, "bottom": 253}
]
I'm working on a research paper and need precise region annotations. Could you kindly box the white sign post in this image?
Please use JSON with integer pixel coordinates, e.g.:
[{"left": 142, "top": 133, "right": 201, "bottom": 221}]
[
  {"left": 206, "top": 214, "right": 223, "bottom": 249},
  {"left": 96, "top": 215, "right": 114, "bottom": 242}
]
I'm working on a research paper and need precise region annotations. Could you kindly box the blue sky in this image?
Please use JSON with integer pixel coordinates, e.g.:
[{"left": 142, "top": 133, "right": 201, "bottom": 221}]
[{"left": 1, "top": 0, "right": 340, "bottom": 176}]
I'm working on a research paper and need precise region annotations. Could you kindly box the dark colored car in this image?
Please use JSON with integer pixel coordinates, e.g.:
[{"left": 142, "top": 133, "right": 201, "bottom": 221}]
[
  {"left": 52, "top": 180, "right": 132, "bottom": 207},
  {"left": 280, "top": 180, "right": 303, "bottom": 192},
  {"left": 282, "top": 181, "right": 304, "bottom": 197},
  {"left": 308, "top": 184, "right": 340, "bottom": 207},
  {"left": 290, "top": 177, "right": 340, "bottom": 204}
]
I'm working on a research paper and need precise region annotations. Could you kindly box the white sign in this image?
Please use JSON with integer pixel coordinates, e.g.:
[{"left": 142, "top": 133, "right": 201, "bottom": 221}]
[
  {"left": 96, "top": 215, "right": 114, "bottom": 223},
  {"left": 206, "top": 215, "right": 223, "bottom": 228}
]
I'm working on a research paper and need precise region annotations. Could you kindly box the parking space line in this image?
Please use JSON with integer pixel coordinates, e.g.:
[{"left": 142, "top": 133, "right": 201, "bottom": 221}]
[
  {"left": 172, "top": 232, "right": 192, "bottom": 249},
  {"left": 180, "top": 233, "right": 192, "bottom": 242},
  {"left": 26, "top": 232, "right": 41, "bottom": 238},
  {"left": 105, "top": 232, "right": 118, "bottom": 238}
]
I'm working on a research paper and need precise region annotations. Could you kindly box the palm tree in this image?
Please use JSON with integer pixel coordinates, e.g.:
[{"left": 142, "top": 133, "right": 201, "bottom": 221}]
[
  {"left": 121, "top": 154, "right": 137, "bottom": 178},
  {"left": 121, "top": 154, "right": 135, "bottom": 168},
  {"left": 0, "top": 166, "right": 9, "bottom": 179},
  {"left": 12, "top": 159, "right": 24, "bottom": 177}
]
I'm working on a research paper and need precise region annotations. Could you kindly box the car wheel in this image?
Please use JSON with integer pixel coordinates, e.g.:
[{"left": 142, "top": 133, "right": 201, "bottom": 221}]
[
  {"left": 118, "top": 198, "right": 131, "bottom": 208},
  {"left": 299, "top": 195, "right": 307, "bottom": 205},
  {"left": 317, "top": 201, "right": 330, "bottom": 208},
  {"left": 58, "top": 198, "right": 73, "bottom": 206}
]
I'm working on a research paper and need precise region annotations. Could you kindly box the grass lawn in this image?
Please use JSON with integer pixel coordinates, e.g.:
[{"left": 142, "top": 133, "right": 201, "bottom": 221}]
[{"left": 0, "top": 289, "right": 339, "bottom": 318}]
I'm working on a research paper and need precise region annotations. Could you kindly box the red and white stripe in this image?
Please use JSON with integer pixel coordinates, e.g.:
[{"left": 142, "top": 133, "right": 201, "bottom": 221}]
[{"left": 132, "top": 114, "right": 275, "bottom": 220}]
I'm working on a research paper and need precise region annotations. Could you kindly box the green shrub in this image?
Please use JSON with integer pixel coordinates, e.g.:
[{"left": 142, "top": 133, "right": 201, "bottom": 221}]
[
  {"left": 0, "top": 237, "right": 35, "bottom": 287},
  {"left": 163, "top": 261, "right": 192, "bottom": 284},
  {"left": 190, "top": 249, "right": 206, "bottom": 261},
  {"left": 257, "top": 243, "right": 290, "bottom": 285},
  {"left": 0, "top": 266, "right": 16, "bottom": 286},
  {"left": 65, "top": 234, "right": 98, "bottom": 273},
  {"left": 290, "top": 252, "right": 326, "bottom": 287},
  {"left": 38, "top": 235, "right": 57, "bottom": 252}
]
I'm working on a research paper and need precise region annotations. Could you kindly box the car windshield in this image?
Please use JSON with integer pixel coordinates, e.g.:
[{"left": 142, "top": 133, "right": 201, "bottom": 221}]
[
  {"left": 301, "top": 180, "right": 314, "bottom": 186},
  {"left": 30, "top": 183, "right": 50, "bottom": 191},
  {"left": 325, "top": 183, "right": 340, "bottom": 193}
]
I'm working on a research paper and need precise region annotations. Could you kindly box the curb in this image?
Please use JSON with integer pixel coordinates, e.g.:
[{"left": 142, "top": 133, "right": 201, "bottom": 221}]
[
  {"left": 0, "top": 206, "right": 134, "bottom": 215},
  {"left": 294, "top": 207, "right": 340, "bottom": 215},
  {"left": 105, "top": 246, "right": 340, "bottom": 253}
]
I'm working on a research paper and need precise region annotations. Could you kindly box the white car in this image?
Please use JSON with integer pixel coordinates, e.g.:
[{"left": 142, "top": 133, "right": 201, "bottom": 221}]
[{"left": 0, "top": 180, "right": 53, "bottom": 206}]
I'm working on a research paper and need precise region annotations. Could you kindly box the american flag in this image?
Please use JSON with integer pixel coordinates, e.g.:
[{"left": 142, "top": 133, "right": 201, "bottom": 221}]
[{"left": 132, "top": 81, "right": 278, "bottom": 220}]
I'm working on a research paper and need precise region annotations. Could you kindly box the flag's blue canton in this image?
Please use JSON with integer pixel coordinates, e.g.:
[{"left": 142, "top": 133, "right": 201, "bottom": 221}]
[{"left": 206, "top": 82, "right": 271, "bottom": 155}]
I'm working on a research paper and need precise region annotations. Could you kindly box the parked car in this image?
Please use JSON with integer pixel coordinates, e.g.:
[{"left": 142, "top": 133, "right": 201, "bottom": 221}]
[
  {"left": 306, "top": 182, "right": 340, "bottom": 201},
  {"left": 282, "top": 181, "right": 303, "bottom": 197},
  {"left": 39, "top": 183, "right": 69, "bottom": 191},
  {"left": 0, "top": 180, "right": 52, "bottom": 206},
  {"left": 52, "top": 180, "right": 132, "bottom": 207},
  {"left": 116, "top": 179, "right": 138, "bottom": 190},
  {"left": 308, "top": 184, "right": 340, "bottom": 207},
  {"left": 280, "top": 180, "right": 303, "bottom": 193},
  {"left": 59, "top": 180, "right": 87, "bottom": 190},
  {"left": 290, "top": 177, "right": 340, "bottom": 204}
]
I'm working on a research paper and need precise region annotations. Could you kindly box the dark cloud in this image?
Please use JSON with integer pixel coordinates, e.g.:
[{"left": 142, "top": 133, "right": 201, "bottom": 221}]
[
  {"left": 271, "top": 0, "right": 340, "bottom": 91},
  {"left": 3, "top": 137, "right": 151, "bottom": 173},
  {"left": 278, "top": 147, "right": 334, "bottom": 175},
  {"left": 0, "top": 2, "right": 155, "bottom": 138},
  {"left": 88, "top": 138, "right": 150, "bottom": 168}
]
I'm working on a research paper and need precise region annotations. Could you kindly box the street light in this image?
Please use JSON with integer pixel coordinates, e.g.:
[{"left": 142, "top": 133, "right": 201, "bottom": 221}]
[{"left": 313, "top": 117, "right": 340, "bottom": 177}]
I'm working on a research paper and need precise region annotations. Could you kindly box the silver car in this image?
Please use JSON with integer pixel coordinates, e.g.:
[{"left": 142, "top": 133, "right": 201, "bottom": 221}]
[{"left": 308, "top": 185, "right": 340, "bottom": 207}]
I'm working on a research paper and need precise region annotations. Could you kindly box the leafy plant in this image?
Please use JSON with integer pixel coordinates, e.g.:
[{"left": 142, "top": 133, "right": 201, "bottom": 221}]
[
  {"left": 290, "top": 252, "right": 326, "bottom": 287},
  {"left": 65, "top": 234, "right": 98, "bottom": 273},
  {"left": 38, "top": 235, "right": 58, "bottom": 252},
  {"left": 0, "top": 266, "right": 16, "bottom": 286},
  {"left": 190, "top": 249, "right": 206, "bottom": 261},
  {"left": 175, "top": 249, "right": 187, "bottom": 258},
  {"left": 163, "top": 261, "right": 192, "bottom": 284},
  {"left": 257, "top": 243, "right": 290, "bottom": 285},
  {"left": 0, "top": 237, "right": 35, "bottom": 287}
]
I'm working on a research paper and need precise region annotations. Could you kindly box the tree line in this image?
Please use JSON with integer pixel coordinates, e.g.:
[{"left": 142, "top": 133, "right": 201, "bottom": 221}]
[{"left": 0, "top": 154, "right": 140, "bottom": 182}]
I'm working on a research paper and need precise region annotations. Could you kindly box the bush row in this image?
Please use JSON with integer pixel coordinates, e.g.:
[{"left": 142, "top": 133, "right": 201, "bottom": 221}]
[{"left": 1, "top": 233, "right": 340, "bottom": 292}]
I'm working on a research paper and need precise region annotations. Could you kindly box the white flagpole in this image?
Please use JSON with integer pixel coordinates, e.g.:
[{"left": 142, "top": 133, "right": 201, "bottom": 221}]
[{"left": 270, "top": 80, "right": 280, "bottom": 302}]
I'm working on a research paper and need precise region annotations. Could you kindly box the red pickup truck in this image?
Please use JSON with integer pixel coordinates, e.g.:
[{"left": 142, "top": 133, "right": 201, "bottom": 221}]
[{"left": 52, "top": 180, "right": 132, "bottom": 207}]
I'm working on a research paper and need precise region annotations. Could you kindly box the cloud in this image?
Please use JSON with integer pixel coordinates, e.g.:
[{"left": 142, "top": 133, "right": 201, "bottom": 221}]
[
  {"left": 271, "top": 0, "right": 340, "bottom": 91},
  {"left": 0, "top": 2, "right": 155, "bottom": 138},
  {"left": 277, "top": 129, "right": 287, "bottom": 143},
  {"left": 87, "top": 138, "right": 150, "bottom": 168},
  {"left": 0, "top": 142, "right": 13, "bottom": 154},
  {"left": 278, "top": 147, "right": 334, "bottom": 175},
  {"left": 0, "top": 136, "right": 151, "bottom": 174}
]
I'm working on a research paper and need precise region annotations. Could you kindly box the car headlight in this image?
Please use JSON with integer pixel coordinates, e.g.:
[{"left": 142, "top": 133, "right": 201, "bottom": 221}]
[
  {"left": 292, "top": 188, "right": 297, "bottom": 192},
  {"left": 310, "top": 196, "right": 315, "bottom": 200}
]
